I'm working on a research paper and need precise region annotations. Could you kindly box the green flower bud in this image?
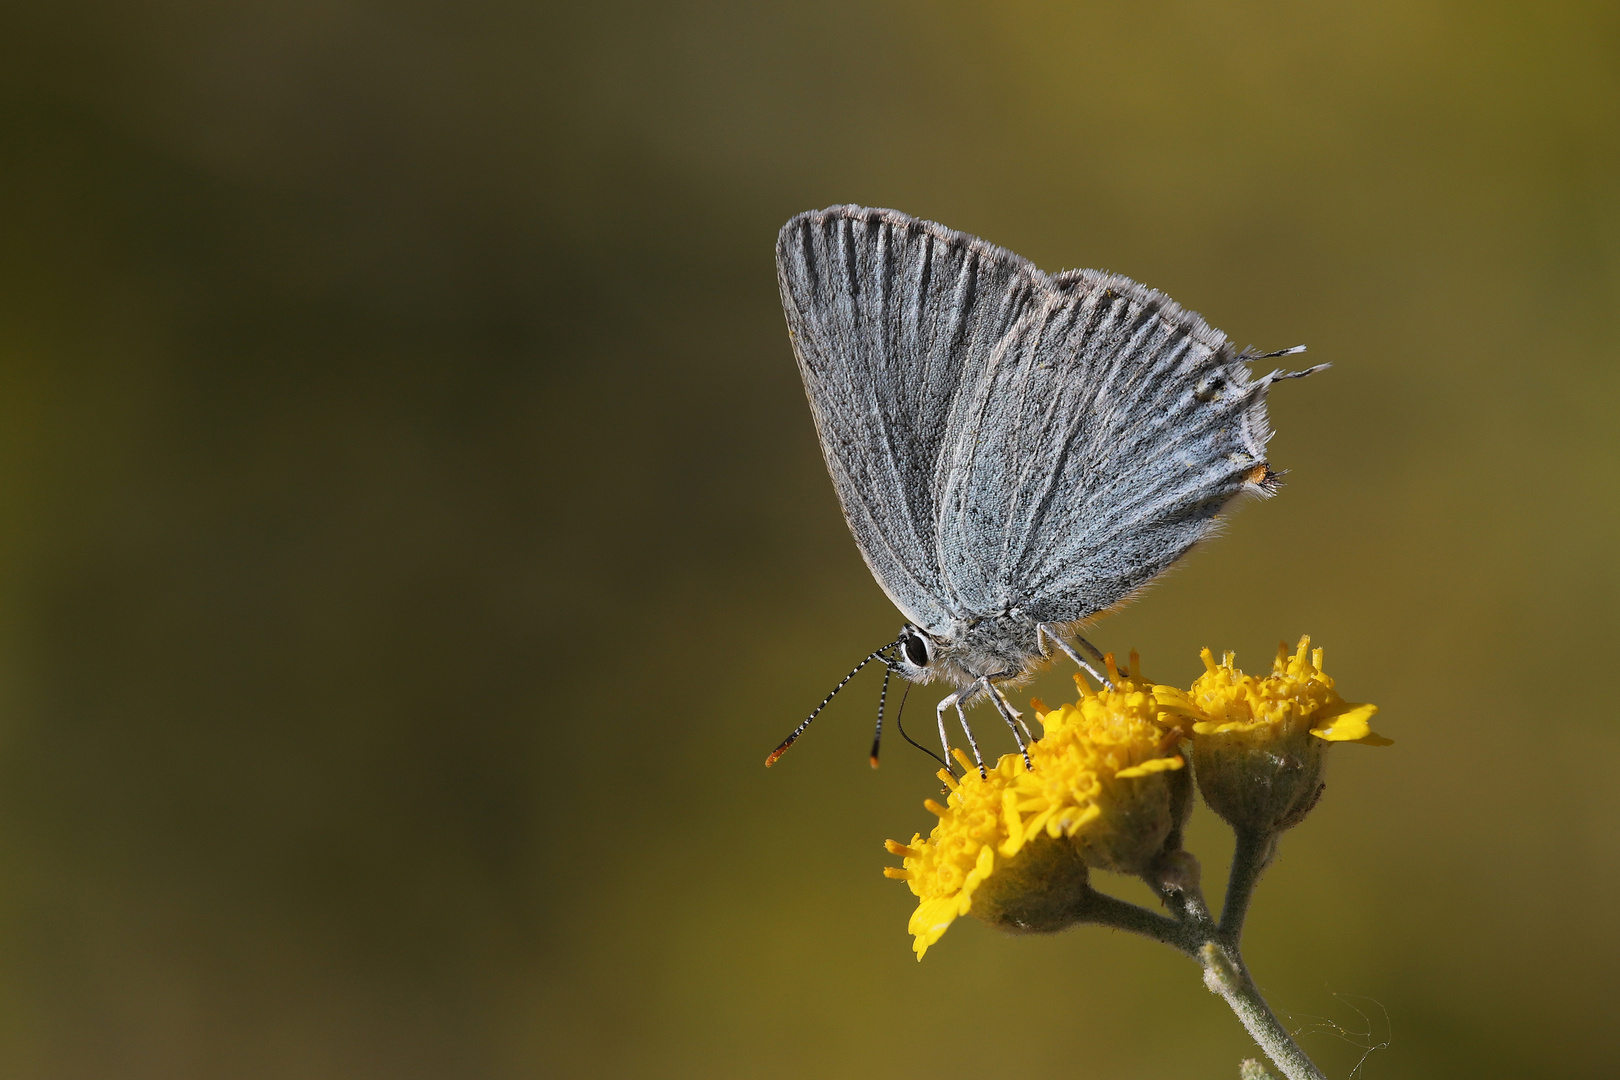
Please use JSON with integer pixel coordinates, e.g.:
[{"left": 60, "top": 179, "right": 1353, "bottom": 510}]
[{"left": 1172, "top": 637, "right": 1388, "bottom": 836}]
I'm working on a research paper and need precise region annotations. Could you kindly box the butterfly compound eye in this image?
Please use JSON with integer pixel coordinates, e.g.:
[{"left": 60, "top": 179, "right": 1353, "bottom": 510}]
[{"left": 902, "top": 630, "right": 929, "bottom": 667}]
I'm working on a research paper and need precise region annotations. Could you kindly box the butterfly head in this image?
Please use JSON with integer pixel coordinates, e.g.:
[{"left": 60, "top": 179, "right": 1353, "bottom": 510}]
[{"left": 888, "top": 624, "right": 935, "bottom": 682}]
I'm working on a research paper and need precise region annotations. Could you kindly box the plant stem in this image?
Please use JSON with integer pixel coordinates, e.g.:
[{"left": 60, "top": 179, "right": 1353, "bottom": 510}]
[
  {"left": 1220, "top": 828, "right": 1275, "bottom": 944},
  {"left": 1101, "top": 849, "right": 1323, "bottom": 1079},
  {"left": 1068, "top": 888, "right": 1203, "bottom": 956},
  {"left": 1200, "top": 944, "right": 1326, "bottom": 1080}
]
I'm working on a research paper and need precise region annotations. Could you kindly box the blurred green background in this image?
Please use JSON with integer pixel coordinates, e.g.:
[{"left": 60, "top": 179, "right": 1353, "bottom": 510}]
[{"left": 0, "top": 1, "right": 1615, "bottom": 1076}]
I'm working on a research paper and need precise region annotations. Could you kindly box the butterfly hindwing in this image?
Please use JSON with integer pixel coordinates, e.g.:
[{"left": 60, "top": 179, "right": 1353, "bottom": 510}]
[{"left": 935, "top": 269, "right": 1277, "bottom": 625}]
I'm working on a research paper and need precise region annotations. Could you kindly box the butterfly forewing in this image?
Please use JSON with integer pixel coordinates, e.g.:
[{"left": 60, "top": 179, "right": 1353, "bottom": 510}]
[{"left": 776, "top": 206, "right": 1049, "bottom": 633}]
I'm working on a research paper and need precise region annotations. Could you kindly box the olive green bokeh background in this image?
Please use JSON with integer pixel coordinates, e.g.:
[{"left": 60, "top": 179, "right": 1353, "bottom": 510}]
[{"left": 0, "top": 1, "right": 1616, "bottom": 1076}]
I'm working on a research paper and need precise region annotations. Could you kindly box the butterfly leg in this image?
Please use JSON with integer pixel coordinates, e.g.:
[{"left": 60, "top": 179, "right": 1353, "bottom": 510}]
[
  {"left": 955, "top": 697, "right": 988, "bottom": 778},
  {"left": 933, "top": 692, "right": 958, "bottom": 778},
  {"left": 1037, "top": 624, "right": 1114, "bottom": 690},
  {"left": 936, "top": 689, "right": 988, "bottom": 778},
  {"left": 977, "top": 676, "right": 1032, "bottom": 770}
]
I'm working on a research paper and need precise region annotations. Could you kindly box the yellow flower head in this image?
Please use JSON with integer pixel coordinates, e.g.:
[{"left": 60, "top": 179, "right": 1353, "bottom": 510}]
[
  {"left": 884, "top": 654, "right": 1189, "bottom": 959},
  {"left": 1178, "top": 636, "right": 1388, "bottom": 834}
]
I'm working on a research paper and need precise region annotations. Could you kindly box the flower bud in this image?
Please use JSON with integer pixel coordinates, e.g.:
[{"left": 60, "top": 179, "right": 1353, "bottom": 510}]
[
  {"left": 967, "top": 830, "right": 1093, "bottom": 934},
  {"left": 1181, "top": 637, "right": 1387, "bottom": 836},
  {"left": 885, "top": 654, "right": 1188, "bottom": 958}
]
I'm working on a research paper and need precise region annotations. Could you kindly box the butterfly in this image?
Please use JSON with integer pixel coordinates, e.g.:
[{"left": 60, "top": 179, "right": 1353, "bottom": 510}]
[{"left": 768, "top": 206, "right": 1320, "bottom": 775}]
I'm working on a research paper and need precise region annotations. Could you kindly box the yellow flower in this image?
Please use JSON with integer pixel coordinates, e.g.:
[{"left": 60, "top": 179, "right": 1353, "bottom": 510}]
[
  {"left": 884, "top": 655, "right": 1189, "bottom": 959},
  {"left": 1183, "top": 636, "right": 1388, "bottom": 834}
]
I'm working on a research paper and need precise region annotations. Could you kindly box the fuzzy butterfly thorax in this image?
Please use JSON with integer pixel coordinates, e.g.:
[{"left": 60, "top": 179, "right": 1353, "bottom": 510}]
[{"left": 894, "top": 613, "right": 1055, "bottom": 691}]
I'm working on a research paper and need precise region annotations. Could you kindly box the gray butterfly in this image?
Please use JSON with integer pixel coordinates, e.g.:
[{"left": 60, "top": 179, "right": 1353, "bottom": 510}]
[{"left": 767, "top": 205, "right": 1321, "bottom": 775}]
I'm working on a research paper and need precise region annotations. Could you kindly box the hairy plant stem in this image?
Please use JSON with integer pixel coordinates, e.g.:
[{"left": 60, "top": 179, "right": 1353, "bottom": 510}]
[
  {"left": 1069, "top": 843, "right": 1323, "bottom": 1080},
  {"left": 1200, "top": 944, "right": 1326, "bottom": 1080},
  {"left": 1067, "top": 887, "right": 1204, "bottom": 956},
  {"left": 1220, "top": 828, "right": 1275, "bottom": 945}
]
